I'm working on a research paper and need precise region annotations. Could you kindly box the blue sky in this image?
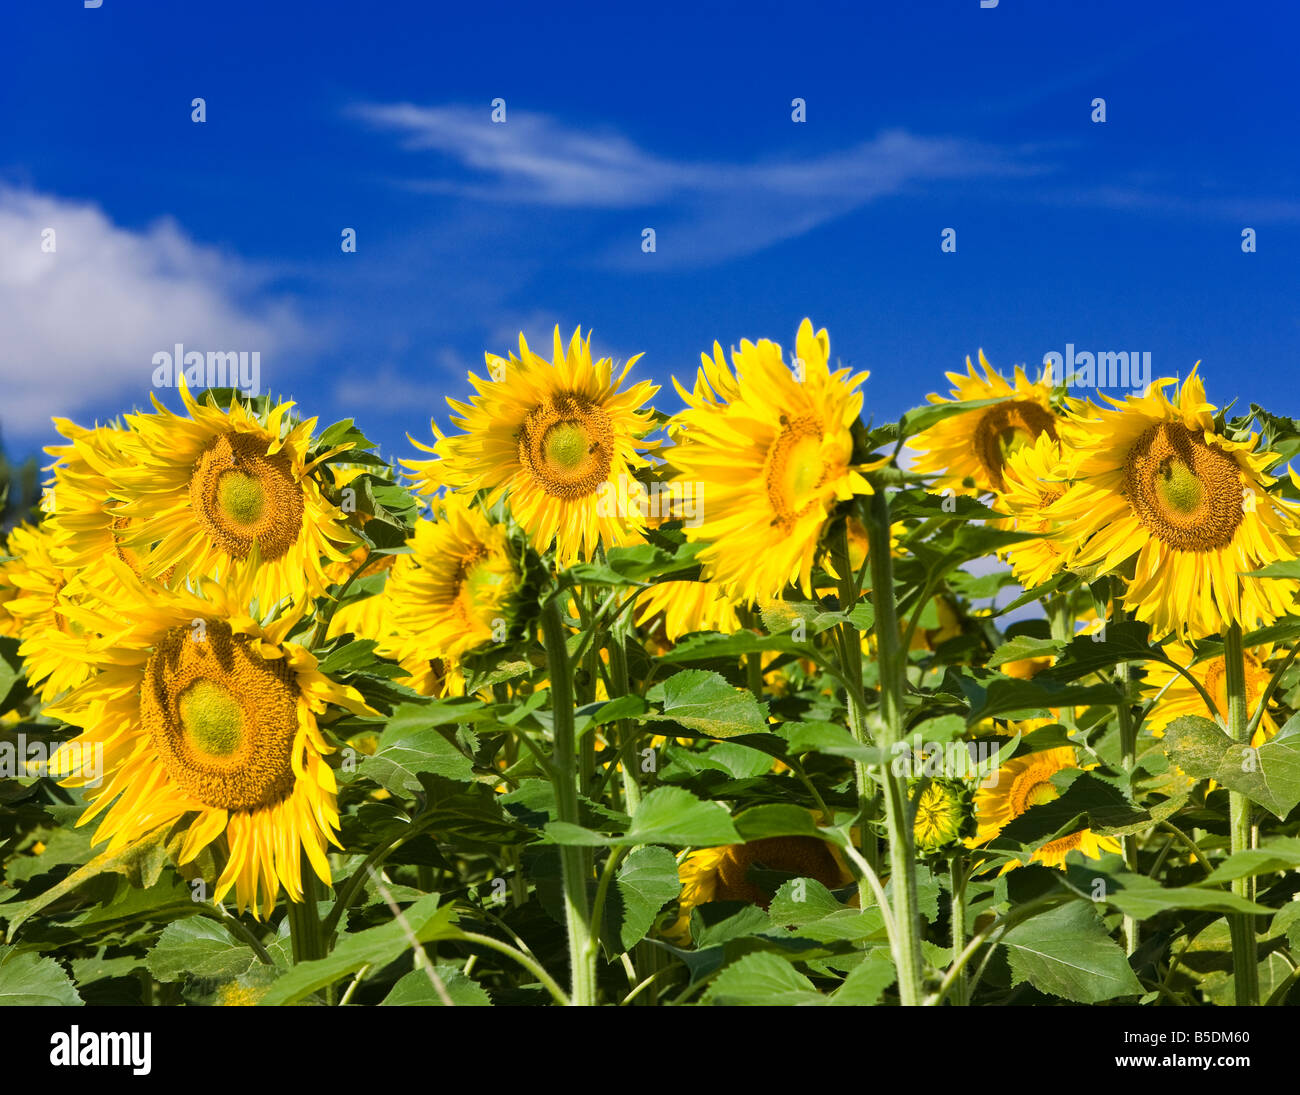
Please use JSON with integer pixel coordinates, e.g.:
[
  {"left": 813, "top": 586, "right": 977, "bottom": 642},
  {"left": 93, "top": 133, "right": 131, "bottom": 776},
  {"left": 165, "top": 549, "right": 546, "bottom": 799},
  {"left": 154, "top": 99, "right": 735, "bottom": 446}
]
[{"left": 3, "top": 0, "right": 1298, "bottom": 467}]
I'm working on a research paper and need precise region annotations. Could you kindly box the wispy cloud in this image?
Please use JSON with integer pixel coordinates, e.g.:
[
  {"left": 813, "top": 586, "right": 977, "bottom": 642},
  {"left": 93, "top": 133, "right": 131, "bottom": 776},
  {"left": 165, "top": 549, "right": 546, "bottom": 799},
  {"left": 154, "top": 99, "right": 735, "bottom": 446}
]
[
  {"left": 0, "top": 187, "right": 307, "bottom": 439},
  {"left": 350, "top": 103, "right": 1047, "bottom": 267}
]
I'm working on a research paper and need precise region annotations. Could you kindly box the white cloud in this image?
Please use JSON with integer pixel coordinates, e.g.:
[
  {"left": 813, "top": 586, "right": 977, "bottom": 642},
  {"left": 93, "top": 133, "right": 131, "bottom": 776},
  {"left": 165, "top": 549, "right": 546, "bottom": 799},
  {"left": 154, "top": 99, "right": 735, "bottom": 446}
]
[
  {"left": 0, "top": 187, "right": 306, "bottom": 439},
  {"left": 350, "top": 104, "right": 1045, "bottom": 267}
]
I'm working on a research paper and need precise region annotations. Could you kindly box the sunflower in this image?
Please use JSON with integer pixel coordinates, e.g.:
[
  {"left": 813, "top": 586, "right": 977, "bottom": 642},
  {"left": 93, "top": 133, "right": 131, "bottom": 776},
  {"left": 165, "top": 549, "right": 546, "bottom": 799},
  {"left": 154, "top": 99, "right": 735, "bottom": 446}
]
[
  {"left": 993, "top": 430, "right": 1078, "bottom": 589},
  {"left": 911, "top": 352, "right": 1066, "bottom": 495},
  {"left": 969, "top": 745, "right": 1120, "bottom": 871},
  {"left": 379, "top": 496, "right": 522, "bottom": 696},
  {"left": 110, "top": 383, "right": 358, "bottom": 609},
  {"left": 668, "top": 833, "right": 853, "bottom": 942},
  {"left": 634, "top": 580, "right": 743, "bottom": 645},
  {"left": 42, "top": 418, "right": 155, "bottom": 589},
  {"left": 666, "top": 319, "right": 879, "bottom": 604},
  {"left": 2, "top": 523, "right": 99, "bottom": 701},
  {"left": 1047, "top": 368, "right": 1300, "bottom": 640},
  {"left": 1143, "top": 640, "right": 1279, "bottom": 746},
  {"left": 403, "top": 327, "right": 658, "bottom": 566},
  {"left": 913, "top": 779, "right": 974, "bottom": 854},
  {"left": 45, "top": 565, "right": 372, "bottom": 918}
]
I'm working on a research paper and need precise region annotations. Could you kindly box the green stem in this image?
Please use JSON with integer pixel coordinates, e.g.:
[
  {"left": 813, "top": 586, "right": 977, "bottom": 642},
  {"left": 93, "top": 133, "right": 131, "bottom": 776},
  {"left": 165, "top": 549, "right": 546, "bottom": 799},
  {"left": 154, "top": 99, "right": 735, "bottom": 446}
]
[
  {"left": 949, "top": 854, "right": 969, "bottom": 1006},
  {"left": 541, "top": 596, "right": 598, "bottom": 1006},
  {"left": 607, "top": 636, "right": 642, "bottom": 814},
  {"left": 863, "top": 490, "right": 925, "bottom": 1007},
  {"left": 829, "top": 520, "right": 881, "bottom": 900},
  {"left": 1224, "top": 622, "right": 1260, "bottom": 1006},
  {"left": 287, "top": 859, "right": 325, "bottom": 964}
]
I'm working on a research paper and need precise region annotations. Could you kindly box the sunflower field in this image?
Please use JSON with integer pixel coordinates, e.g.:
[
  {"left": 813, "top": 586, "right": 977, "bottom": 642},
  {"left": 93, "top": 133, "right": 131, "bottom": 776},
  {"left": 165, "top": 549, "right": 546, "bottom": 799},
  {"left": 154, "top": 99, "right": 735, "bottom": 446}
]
[{"left": 5, "top": 319, "right": 1300, "bottom": 1009}]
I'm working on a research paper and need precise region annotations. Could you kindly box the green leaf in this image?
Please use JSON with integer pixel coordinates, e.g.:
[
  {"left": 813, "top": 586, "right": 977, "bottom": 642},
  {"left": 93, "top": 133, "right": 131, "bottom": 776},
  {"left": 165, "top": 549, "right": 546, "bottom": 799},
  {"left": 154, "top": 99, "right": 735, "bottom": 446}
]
[
  {"left": 146, "top": 918, "right": 266, "bottom": 984},
  {"left": 733, "top": 804, "right": 826, "bottom": 842},
  {"left": 1200, "top": 838, "right": 1300, "bottom": 885},
  {"left": 1164, "top": 714, "right": 1300, "bottom": 820},
  {"left": 258, "top": 894, "right": 460, "bottom": 1005},
  {"left": 380, "top": 965, "right": 492, "bottom": 1006},
  {"left": 699, "top": 951, "right": 825, "bottom": 1006},
  {"left": 645, "top": 670, "right": 769, "bottom": 739},
  {"left": 988, "top": 636, "right": 1066, "bottom": 670},
  {"left": 0, "top": 946, "right": 82, "bottom": 1006},
  {"left": 1062, "top": 865, "right": 1271, "bottom": 917},
  {"left": 779, "top": 721, "right": 877, "bottom": 764},
  {"left": 546, "top": 787, "right": 741, "bottom": 848},
  {"left": 998, "top": 902, "right": 1142, "bottom": 1003},
  {"left": 829, "top": 953, "right": 897, "bottom": 1005},
  {"left": 963, "top": 676, "right": 1124, "bottom": 725},
  {"left": 602, "top": 846, "right": 681, "bottom": 954},
  {"left": 566, "top": 542, "right": 704, "bottom": 586},
  {"left": 359, "top": 721, "right": 475, "bottom": 794}
]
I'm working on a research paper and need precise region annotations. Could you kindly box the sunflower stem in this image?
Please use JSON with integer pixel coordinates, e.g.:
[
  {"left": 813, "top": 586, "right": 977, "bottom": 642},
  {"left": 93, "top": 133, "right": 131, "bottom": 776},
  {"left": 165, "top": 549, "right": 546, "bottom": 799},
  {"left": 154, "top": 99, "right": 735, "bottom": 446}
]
[
  {"left": 287, "top": 861, "right": 326, "bottom": 965},
  {"left": 607, "top": 636, "right": 642, "bottom": 814},
  {"left": 1109, "top": 597, "right": 1140, "bottom": 958},
  {"left": 828, "top": 520, "right": 881, "bottom": 898},
  {"left": 1224, "top": 622, "right": 1260, "bottom": 1006},
  {"left": 540, "top": 595, "right": 599, "bottom": 1006},
  {"left": 862, "top": 490, "right": 926, "bottom": 1007},
  {"left": 949, "top": 854, "right": 969, "bottom": 1006}
]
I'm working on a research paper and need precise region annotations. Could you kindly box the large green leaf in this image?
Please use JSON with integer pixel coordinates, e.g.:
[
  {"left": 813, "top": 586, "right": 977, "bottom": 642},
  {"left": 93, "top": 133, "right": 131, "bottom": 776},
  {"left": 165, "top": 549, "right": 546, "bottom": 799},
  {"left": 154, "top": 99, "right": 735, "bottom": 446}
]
[
  {"left": 602, "top": 846, "right": 681, "bottom": 954},
  {"left": 998, "top": 902, "right": 1142, "bottom": 1002},
  {"left": 645, "top": 670, "right": 769, "bottom": 739},
  {"left": 546, "top": 787, "right": 741, "bottom": 848},
  {"left": 0, "top": 947, "right": 82, "bottom": 1006},
  {"left": 258, "top": 894, "right": 460, "bottom": 1005},
  {"left": 380, "top": 965, "right": 491, "bottom": 1006},
  {"left": 1164, "top": 715, "right": 1300, "bottom": 819},
  {"left": 698, "top": 951, "right": 825, "bottom": 1006},
  {"left": 358, "top": 721, "right": 476, "bottom": 793},
  {"left": 146, "top": 918, "right": 267, "bottom": 984}
]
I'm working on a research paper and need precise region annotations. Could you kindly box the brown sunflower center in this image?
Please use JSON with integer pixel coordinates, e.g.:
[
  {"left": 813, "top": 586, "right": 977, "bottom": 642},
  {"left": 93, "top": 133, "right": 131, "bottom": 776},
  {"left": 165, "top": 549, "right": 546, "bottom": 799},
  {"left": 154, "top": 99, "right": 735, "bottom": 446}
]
[
  {"left": 766, "top": 416, "right": 829, "bottom": 527},
  {"left": 189, "top": 431, "right": 304, "bottom": 561},
  {"left": 141, "top": 622, "right": 300, "bottom": 810},
  {"left": 713, "top": 836, "right": 845, "bottom": 908},
  {"left": 518, "top": 393, "right": 614, "bottom": 499},
  {"left": 1123, "top": 422, "right": 1242, "bottom": 551},
  {"left": 973, "top": 401, "right": 1058, "bottom": 490}
]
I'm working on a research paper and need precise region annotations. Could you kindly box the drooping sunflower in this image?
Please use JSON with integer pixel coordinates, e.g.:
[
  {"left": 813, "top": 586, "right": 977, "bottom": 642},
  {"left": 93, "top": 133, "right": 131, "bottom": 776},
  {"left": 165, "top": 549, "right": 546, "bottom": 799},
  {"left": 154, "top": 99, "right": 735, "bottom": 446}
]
[
  {"left": 1143, "top": 640, "right": 1279, "bottom": 746},
  {"left": 1047, "top": 368, "right": 1300, "bottom": 640},
  {"left": 634, "top": 580, "right": 743, "bottom": 645},
  {"left": 379, "top": 495, "right": 522, "bottom": 696},
  {"left": 42, "top": 418, "right": 155, "bottom": 589},
  {"left": 2, "top": 523, "right": 100, "bottom": 701},
  {"left": 668, "top": 833, "right": 853, "bottom": 942},
  {"left": 403, "top": 327, "right": 659, "bottom": 566},
  {"left": 666, "top": 319, "right": 880, "bottom": 605},
  {"left": 910, "top": 352, "right": 1068, "bottom": 495},
  {"left": 45, "top": 565, "right": 372, "bottom": 918},
  {"left": 969, "top": 745, "right": 1120, "bottom": 872},
  {"left": 110, "top": 383, "right": 359, "bottom": 608},
  {"left": 993, "top": 430, "right": 1079, "bottom": 589}
]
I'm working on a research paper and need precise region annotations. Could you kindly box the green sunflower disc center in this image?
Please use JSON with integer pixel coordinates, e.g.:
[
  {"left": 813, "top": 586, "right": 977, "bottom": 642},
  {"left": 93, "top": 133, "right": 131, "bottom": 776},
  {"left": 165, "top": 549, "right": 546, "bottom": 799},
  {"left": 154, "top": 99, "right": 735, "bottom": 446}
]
[
  {"left": 178, "top": 679, "right": 245, "bottom": 758},
  {"left": 545, "top": 422, "right": 590, "bottom": 472},
  {"left": 217, "top": 471, "right": 268, "bottom": 527},
  {"left": 1156, "top": 459, "right": 1203, "bottom": 516}
]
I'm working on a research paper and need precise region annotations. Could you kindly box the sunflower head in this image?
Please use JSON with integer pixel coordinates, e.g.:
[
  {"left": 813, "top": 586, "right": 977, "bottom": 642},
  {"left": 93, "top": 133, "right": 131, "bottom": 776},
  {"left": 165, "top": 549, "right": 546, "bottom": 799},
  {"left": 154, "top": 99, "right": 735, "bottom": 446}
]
[
  {"left": 111, "top": 383, "right": 359, "bottom": 608},
  {"left": 1048, "top": 367, "right": 1300, "bottom": 639},
  {"left": 912, "top": 779, "right": 975, "bottom": 854},
  {"left": 380, "top": 496, "right": 526, "bottom": 695},
  {"left": 910, "top": 352, "right": 1069, "bottom": 495},
  {"left": 666, "top": 319, "right": 881, "bottom": 604},
  {"left": 403, "top": 327, "right": 658, "bottom": 566},
  {"left": 969, "top": 745, "right": 1121, "bottom": 872},
  {"left": 46, "top": 568, "right": 372, "bottom": 918}
]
